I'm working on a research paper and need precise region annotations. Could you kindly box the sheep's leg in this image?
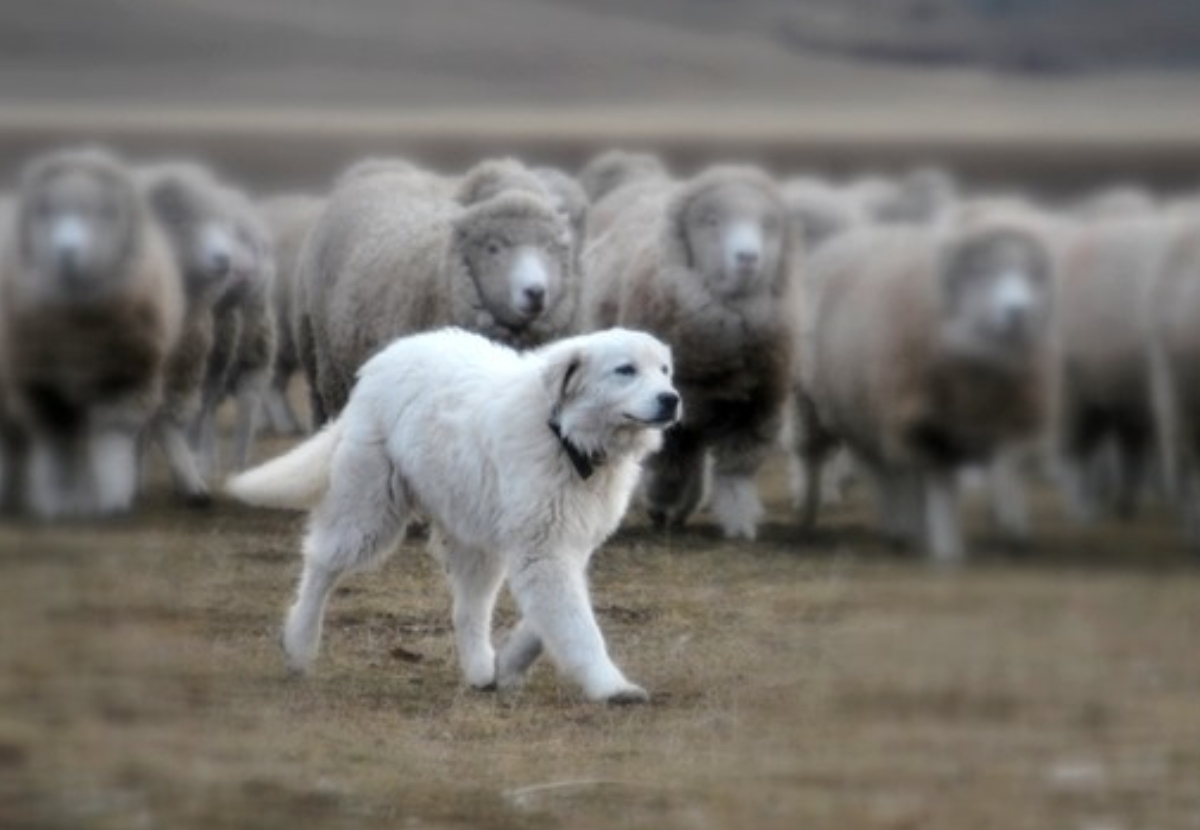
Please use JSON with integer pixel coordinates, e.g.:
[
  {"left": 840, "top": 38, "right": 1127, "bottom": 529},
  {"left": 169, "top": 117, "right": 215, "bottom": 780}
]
[
  {"left": 264, "top": 376, "right": 303, "bottom": 437},
  {"left": 1179, "top": 463, "right": 1200, "bottom": 554},
  {"left": 924, "top": 468, "right": 963, "bottom": 565},
  {"left": 799, "top": 445, "right": 828, "bottom": 531},
  {"left": 26, "top": 431, "right": 82, "bottom": 520},
  {"left": 283, "top": 438, "right": 408, "bottom": 673},
  {"left": 444, "top": 543, "right": 506, "bottom": 689},
  {"left": 643, "top": 427, "right": 706, "bottom": 529},
  {"left": 232, "top": 386, "right": 262, "bottom": 470},
  {"left": 506, "top": 554, "right": 646, "bottom": 704},
  {"left": 87, "top": 427, "right": 139, "bottom": 516},
  {"left": 1149, "top": 342, "right": 1182, "bottom": 499},
  {"left": 988, "top": 450, "right": 1030, "bottom": 545},
  {"left": 154, "top": 418, "right": 210, "bottom": 507}
]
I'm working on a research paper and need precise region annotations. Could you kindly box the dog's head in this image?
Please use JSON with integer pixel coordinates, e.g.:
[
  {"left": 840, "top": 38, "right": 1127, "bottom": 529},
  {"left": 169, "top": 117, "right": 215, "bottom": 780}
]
[{"left": 541, "top": 328, "right": 679, "bottom": 475}]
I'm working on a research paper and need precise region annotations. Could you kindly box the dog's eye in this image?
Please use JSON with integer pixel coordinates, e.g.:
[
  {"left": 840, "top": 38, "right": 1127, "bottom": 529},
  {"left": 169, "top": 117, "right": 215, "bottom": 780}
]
[
  {"left": 614, "top": 364, "right": 637, "bottom": 377},
  {"left": 660, "top": 365, "right": 670, "bottom": 376},
  {"left": 485, "top": 239, "right": 505, "bottom": 256}
]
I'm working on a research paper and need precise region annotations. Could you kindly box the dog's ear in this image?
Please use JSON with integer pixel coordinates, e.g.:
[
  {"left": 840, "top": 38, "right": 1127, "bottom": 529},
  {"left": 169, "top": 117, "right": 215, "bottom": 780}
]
[{"left": 543, "top": 347, "right": 586, "bottom": 410}]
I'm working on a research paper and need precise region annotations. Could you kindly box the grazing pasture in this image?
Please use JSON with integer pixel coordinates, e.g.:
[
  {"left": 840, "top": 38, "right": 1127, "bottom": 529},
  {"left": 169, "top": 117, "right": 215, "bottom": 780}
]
[{"left": 1, "top": 430, "right": 1197, "bottom": 829}]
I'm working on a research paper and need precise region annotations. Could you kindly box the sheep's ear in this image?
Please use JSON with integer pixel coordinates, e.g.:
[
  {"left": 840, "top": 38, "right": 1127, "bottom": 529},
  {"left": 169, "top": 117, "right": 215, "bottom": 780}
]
[
  {"left": 145, "top": 176, "right": 193, "bottom": 226},
  {"left": 662, "top": 184, "right": 697, "bottom": 270},
  {"left": 543, "top": 348, "right": 586, "bottom": 410}
]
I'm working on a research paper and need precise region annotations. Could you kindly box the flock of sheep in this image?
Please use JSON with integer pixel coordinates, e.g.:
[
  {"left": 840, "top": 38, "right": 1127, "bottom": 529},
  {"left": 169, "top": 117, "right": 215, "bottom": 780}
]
[{"left": 1, "top": 143, "right": 1198, "bottom": 563}]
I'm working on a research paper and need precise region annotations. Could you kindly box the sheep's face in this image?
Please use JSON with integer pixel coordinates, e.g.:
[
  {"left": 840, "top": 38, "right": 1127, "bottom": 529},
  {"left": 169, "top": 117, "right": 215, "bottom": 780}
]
[
  {"left": 144, "top": 173, "right": 236, "bottom": 298},
  {"left": 683, "top": 183, "right": 786, "bottom": 300},
  {"left": 19, "top": 160, "right": 139, "bottom": 299},
  {"left": 457, "top": 210, "right": 569, "bottom": 330},
  {"left": 938, "top": 228, "right": 1053, "bottom": 359},
  {"left": 221, "top": 207, "right": 274, "bottom": 301}
]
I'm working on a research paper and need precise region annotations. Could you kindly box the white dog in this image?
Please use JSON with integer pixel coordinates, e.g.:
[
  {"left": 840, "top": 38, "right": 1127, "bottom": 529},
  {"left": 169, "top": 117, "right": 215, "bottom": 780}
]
[{"left": 227, "top": 326, "right": 680, "bottom": 703}]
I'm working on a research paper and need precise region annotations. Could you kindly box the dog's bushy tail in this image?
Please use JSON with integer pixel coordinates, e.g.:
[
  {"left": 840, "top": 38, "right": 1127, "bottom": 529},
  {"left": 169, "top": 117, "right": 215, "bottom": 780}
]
[{"left": 226, "top": 419, "right": 343, "bottom": 510}]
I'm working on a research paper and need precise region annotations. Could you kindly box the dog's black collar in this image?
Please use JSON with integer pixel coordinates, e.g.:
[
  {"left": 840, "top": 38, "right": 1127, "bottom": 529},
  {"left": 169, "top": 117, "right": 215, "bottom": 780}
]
[{"left": 549, "top": 419, "right": 603, "bottom": 480}]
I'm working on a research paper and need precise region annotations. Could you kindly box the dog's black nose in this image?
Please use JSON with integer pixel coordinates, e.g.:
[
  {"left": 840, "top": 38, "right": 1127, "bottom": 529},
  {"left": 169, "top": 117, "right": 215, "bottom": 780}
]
[{"left": 657, "top": 391, "right": 680, "bottom": 419}]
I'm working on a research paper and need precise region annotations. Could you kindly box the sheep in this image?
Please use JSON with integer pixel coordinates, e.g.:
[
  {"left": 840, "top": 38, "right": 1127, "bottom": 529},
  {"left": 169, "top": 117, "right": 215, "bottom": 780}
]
[
  {"left": 257, "top": 192, "right": 324, "bottom": 436},
  {"left": 580, "top": 164, "right": 799, "bottom": 540},
  {"left": 845, "top": 166, "right": 959, "bottom": 225},
  {"left": 447, "top": 159, "right": 590, "bottom": 270},
  {"left": 191, "top": 185, "right": 277, "bottom": 474},
  {"left": 1072, "top": 184, "right": 1157, "bottom": 220},
  {"left": 1147, "top": 213, "right": 1200, "bottom": 548},
  {"left": 0, "top": 147, "right": 183, "bottom": 519},
  {"left": 782, "top": 177, "right": 869, "bottom": 254},
  {"left": 779, "top": 177, "right": 871, "bottom": 510},
  {"left": 1055, "top": 214, "right": 1169, "bottom": 521},
  {"left": 533, "top": 166, "right": 589, "bottom": 269},
  {"left": 799, "top": 213, "right": 1056, "bottom": 562},
  {"left": 297, "top": 158, "right": 576, "bottom": 423},
  {"left": 137, "top": 161, "right": 240, "bottom": 506},
  {"left": 578, "top": 149, "right": 667, "bottom": 205},
  {"left": 578, "top": 150, "right": 670, "bottom": 240}
]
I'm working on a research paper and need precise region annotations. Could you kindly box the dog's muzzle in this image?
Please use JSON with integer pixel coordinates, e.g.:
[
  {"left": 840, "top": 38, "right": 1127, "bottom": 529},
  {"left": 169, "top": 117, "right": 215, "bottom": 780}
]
[{"left": 653, "top": 391, "right": 681, "bottom": 425}]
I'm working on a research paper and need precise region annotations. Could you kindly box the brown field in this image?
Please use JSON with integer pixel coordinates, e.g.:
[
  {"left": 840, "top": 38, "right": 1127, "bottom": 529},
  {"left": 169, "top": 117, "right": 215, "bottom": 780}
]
[{"left": 1, "top": 422, "right": 1198, "bottom": 830}]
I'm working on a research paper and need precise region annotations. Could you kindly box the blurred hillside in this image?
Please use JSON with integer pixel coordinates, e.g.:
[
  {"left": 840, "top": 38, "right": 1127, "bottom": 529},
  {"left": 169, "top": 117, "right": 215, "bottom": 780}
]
[{"left": 0, "top": 0, "right": 1197, "bottom": 109}]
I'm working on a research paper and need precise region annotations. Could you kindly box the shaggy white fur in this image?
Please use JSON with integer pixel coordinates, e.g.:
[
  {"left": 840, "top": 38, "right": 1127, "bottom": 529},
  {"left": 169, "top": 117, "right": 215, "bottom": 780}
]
[{"left": 228, "top": 326, "right": 680, "bottom": 703}]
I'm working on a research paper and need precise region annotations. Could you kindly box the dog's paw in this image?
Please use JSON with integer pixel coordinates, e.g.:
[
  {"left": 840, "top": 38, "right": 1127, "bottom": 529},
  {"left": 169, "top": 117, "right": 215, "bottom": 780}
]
[
  {"left": 603, "top": 684, "right": 650, "bottom": 706},
  {"left": 280, "top": 628, "right": 317, "bottom": 676}
]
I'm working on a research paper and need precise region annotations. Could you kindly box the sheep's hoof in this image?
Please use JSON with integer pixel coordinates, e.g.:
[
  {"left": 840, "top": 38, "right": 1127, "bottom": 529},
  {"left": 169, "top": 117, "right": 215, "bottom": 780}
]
[{"left": 183, "top": 490, "right": 214, "bottom": 509}]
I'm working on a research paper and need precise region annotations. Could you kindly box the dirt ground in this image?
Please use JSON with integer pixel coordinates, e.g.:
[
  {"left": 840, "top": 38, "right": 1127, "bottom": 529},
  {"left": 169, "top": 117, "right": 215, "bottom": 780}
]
[{"left": 1, "top": 419, "right": 1197, "bottom": 830}]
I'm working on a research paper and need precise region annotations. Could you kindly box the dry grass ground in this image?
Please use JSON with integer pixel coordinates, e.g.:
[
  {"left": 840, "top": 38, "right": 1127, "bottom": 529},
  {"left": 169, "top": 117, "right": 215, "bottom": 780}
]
[{"left": 0, "top": 421, "right": 1198, "bottom": 830}]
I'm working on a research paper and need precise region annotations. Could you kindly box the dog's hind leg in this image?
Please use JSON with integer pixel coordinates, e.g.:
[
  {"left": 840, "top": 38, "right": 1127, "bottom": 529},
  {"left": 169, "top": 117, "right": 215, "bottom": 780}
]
[
  {"left": 507, "top": 556, "right": 647, "bottom": 704},
  {"left": 283, "top": 435, "right": 408, "bottom": 674},
  {"left": 444, "top": 543, "right": 506, "bottom": 689}
]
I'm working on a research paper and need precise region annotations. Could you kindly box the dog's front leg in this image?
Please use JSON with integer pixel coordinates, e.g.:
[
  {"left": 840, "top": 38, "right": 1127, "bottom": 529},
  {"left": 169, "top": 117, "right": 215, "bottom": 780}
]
[{"left": 506, "top": 555, "right": 647, "bottom": 704}]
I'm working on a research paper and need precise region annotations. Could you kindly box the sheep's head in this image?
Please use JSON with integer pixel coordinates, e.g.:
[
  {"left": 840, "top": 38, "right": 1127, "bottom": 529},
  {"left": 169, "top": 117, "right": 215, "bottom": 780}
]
[
  {"left": 670, "top": 168, "right": 790, "bottom": 302},
  {"left": 577, "top": 150, "right": 666, "bottom": 204},
  {"left": 218, "top": 187, "right": 274, "bottom": 302},
  {"left": 141, "top": 162, "right": 237, "bottom": 300},
  {"left": 16, "top": 146, "right": 144, "bottom": 302},
  {"left": 452, "top": 191, "right": 572, "bottom": 332},
  {"left": 937, "top": 222, "right": 1054, "bottom": 362}
]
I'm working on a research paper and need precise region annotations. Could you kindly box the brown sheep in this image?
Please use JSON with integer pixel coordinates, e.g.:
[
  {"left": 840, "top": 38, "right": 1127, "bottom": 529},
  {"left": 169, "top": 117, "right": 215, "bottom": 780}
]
[
  {"left": 0, "top": 147, "right": 183, "bottom": 519},
  {"left": 799, "top": 215, "right": 1056, "bottom": 562},
  {"left": 258, "top": 192, "right": 324, "bottom": 436},
  {"left": 297, "top": 159, "right": 576, "bottom": 423},
  {"left": 581, "top": 165, "right": 799, "bottom": 540}
]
